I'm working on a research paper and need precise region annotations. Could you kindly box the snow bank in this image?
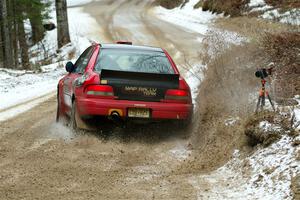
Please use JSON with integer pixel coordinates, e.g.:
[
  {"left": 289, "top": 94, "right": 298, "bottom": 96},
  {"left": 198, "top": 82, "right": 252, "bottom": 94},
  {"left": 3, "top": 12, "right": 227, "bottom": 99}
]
[
  {"left": 154, "top": 0, "right": 219, "bottom": 35},
  {"left": 0, "top": 64, "right": 65, "bottom": 112}
]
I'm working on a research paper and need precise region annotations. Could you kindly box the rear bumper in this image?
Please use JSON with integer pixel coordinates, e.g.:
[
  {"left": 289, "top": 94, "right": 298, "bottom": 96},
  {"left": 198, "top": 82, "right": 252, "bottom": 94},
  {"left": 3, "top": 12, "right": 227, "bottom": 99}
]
[{"left": 76, "top": 97, "right": 193, "bottom": 120}]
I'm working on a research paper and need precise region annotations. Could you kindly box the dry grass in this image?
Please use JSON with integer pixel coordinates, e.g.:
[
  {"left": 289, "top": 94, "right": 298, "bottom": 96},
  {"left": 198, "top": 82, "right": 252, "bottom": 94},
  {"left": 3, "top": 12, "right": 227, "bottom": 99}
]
[
  {"left": 153, "top": 0, "right": 183, "bottom": 9},
  {"left": 214, "top": 16, "right": 296, "bottom": 39},
  {"left": 260, "top": 32, "right": 300, "bottom": 99},
  {"left": 265, "top": 0, "right": 300, "bottom": 9},
  {"left": 243, "top": 111, "right": 290, "bottom": 146},
  {"left": 200, "top": 0, "right": 250, "bottom": 17}
]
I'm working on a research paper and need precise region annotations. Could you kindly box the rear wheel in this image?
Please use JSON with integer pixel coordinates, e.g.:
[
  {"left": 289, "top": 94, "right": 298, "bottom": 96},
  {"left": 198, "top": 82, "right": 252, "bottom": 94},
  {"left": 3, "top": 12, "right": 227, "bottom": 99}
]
[
  {"left": 177, "top": 113, "right": 193, "bottom": 130},
  {"left": 56, "top": 93, "right": 63, "bottom": 122},
  {"left": 180, "top": 118, "right": 192, "bottom": 129},
  {"left": 70, "top": 101, "right": 78, "bottom": 131},
  {"left": 70, "top": 100, "right": 92, "bottom": 132}
]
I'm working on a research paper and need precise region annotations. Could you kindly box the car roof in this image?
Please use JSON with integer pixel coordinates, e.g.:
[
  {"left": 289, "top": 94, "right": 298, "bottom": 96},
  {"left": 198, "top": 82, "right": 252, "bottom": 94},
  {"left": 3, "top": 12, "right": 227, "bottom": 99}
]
[{"left": 100, "top": 44, "right": 164, "bottom": 52}]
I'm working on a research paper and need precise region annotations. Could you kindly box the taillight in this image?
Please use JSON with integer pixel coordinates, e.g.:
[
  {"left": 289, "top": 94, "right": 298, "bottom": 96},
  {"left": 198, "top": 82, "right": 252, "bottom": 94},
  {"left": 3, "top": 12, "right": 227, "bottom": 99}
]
[
  {"left": 163, "top": 89, "right": 190, "bottom": 103},
  {"left": 162, "top": 77, "right": 191, "bottom": 103},
  {"left": 86, "top": 85, "right": 114, "bottom": 99}
]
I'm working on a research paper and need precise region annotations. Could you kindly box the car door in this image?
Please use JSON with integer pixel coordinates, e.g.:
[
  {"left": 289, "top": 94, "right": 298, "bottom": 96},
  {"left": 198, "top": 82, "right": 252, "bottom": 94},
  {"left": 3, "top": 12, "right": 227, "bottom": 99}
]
[{"left": 63, "top": 46, "right": 95, "bottom": 111}]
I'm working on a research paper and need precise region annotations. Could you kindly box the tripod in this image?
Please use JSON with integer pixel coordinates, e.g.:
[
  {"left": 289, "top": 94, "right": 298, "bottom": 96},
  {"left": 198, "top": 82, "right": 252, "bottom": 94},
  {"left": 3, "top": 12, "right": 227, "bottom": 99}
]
[{"left": 255, "top": 79, "right": 275, "bottom": 113}]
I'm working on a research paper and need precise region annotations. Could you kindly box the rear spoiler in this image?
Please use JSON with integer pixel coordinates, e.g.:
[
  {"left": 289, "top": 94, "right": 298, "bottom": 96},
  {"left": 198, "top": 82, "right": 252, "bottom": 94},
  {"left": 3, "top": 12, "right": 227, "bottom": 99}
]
[{"left": 100, "top": 69, "right": 179, "bottom": 88}]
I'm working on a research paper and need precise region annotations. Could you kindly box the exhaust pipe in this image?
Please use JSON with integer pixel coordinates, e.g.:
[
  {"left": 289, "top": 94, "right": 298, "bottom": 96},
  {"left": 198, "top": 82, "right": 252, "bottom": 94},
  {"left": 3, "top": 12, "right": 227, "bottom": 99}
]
[{"left": 109, "top": 111, "right": 124, "bottom": 127}]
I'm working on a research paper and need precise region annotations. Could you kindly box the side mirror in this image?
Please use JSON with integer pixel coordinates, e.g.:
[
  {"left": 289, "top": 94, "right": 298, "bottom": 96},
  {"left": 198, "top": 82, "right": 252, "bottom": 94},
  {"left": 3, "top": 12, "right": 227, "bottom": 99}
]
[{"left": 66, "top": 61, "right": 75, "bottom": 73}]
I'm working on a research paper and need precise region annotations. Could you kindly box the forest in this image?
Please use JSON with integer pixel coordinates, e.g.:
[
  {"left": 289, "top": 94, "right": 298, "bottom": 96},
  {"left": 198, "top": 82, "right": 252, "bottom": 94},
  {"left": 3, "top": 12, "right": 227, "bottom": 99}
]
[{"left": 0, "top": 0, "right": 70, "bottom": 70}]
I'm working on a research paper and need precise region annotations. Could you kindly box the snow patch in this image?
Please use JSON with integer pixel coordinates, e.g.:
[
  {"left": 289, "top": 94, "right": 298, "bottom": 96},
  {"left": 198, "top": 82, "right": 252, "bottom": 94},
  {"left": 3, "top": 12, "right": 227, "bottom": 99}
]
[
  {"left": 0, "top": 93, "right": 56, "bottom": 122},
  {"left": 259, "top": 121, "right": 282, "bottom": 132},
  {"left": 154, "top": 0, "right": 220, "bottom": 35},
  {"left": 249, "top": 0, "right": 266, "bottom": 7},
  {"left": 67, "top": 0, "right": 93, "bottom": 7},
  {"left": 262, "top": 8, "right": 300, "bottom": 26},
  {"left": 225, "top": 117, "right": 240, "bottom": 126},
  {"left": 190, "top": 136, "right": 299, "bottom": 199},
  {"left": 248, "top": 0, "right": 300, "bottom": 26}
]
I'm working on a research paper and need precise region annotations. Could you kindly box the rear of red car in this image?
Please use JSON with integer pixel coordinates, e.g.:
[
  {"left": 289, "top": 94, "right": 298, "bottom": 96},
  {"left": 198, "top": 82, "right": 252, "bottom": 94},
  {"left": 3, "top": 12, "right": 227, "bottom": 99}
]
[{"left": 58, "top": 43, "right": 193, "bottom": 128}]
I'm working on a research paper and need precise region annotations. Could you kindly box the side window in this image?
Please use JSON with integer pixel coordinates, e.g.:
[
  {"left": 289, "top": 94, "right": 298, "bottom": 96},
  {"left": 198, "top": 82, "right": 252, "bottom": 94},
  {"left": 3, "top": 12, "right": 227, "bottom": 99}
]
[{"left": 74, "top": 46, "right": 94, "bottom": 73}]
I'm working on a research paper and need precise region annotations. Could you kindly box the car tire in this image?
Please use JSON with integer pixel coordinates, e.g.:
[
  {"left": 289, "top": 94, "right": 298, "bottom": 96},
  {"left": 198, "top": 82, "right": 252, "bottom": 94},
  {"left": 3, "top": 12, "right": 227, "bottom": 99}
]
[
  {"left": 70, "top": 100, "right": 78, "bottom": 131},
  {"left": 56, "top": 94, "right": 62, "bottom": 123},
  {"left": 182, "top": 118, "right": 192, "bottom": 129},
  {"left": 56, "top": 104, "right": 60, "bottom": 122}
]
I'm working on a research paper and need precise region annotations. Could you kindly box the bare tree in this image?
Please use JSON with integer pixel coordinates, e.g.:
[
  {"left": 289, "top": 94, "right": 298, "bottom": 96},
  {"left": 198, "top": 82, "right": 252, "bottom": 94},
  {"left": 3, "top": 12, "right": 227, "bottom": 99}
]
[{"left": 55, "top": 0, "right": 70, "bottom": 48}]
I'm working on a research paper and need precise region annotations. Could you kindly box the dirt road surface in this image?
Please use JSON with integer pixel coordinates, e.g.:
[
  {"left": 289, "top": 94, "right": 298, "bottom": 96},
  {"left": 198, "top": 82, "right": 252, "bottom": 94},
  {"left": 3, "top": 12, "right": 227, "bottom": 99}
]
[{"left": 0, "top": 1, "right": 224, "bottom": 199}]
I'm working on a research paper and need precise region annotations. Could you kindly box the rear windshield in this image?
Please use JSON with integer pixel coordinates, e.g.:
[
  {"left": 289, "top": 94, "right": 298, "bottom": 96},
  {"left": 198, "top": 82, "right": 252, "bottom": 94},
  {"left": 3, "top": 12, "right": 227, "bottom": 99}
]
[{"left": 94, "top": 49, "right": 174, "bottom": 74}]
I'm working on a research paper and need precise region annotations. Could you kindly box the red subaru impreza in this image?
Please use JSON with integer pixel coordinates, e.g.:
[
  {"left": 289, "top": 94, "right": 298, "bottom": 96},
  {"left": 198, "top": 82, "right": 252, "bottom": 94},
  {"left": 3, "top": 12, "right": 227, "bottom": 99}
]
[{"left": 56, "top": 42, "right": 193, "bottom": 129}]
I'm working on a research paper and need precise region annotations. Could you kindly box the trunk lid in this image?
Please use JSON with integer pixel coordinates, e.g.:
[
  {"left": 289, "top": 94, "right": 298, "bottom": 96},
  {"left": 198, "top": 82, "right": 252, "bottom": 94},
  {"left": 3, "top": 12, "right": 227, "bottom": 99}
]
[{"left": 100, "top": 69, "right": 179, "bottom": 102}]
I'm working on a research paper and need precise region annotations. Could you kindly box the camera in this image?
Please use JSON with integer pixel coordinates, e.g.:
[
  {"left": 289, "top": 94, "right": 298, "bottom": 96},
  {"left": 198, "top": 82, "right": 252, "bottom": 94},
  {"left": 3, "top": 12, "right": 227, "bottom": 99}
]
[
  {"left": 255, "top": 68, "right": 268, "bottom": 79},
  {"left": 255, "top": 67, "right": 274, "bottom": 79}
]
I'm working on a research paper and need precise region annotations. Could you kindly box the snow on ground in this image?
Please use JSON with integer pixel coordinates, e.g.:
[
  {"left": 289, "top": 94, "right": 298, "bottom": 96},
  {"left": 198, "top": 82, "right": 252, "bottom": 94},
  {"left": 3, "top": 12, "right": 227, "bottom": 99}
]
[
  {"left": 67, "top": 0, "right": 93, "bottom": 7},
  {"left": 0, "top": 0, "right": 101, "bottom": 121},
  {"left": 294, "top": 96, "right": 300, "bottom": 130},
  {"left": 190, "top": 134, "right": 299, "bottom": 199},
  {"left": 262, "top": 8, "right": 300, "bottom": 26},
  {"left": 189, "top": 98, "right": 300, "bottom": 199},
  {"left": 249, "top": 0, "right": 266, "bottom": 7},
  {"left": 154, "top": 0, "right": 245, "bottom": 44},
  {"left": 154, "top": 0, "right": 219, "bottom": 35},
  {"left": 248, "top": 0, "right": 300, "bottom": 26},
  {"left": 0, "top": 64, "right": 65, "bottom": 111},
  {"left": 68, "top": 7, "right": 101, "bottom": 53}
]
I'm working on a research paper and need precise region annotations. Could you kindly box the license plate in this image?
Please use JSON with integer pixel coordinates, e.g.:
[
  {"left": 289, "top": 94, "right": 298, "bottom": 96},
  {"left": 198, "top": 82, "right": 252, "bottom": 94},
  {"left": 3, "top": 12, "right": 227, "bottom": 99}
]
[{"left": 128, "top": 108, "right": 150, "bottom": 118}]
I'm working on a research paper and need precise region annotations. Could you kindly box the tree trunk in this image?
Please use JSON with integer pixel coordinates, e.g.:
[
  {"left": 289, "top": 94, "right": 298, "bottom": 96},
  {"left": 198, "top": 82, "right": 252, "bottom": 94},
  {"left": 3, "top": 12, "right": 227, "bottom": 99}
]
[
  {"left": 12, "top": 0, "right": 19, "bottom": 68},
  {"left": 55, "top": 0, "right": 70, "bottom": 48},
  {"left": 0, "top": 0, "right": 14, "bottom": 68},
  {"left": 7, "top": 0, "right": 17, "bottom": 68},
  {"left": 0, "top": 24, "right": 3, "bottom": 68},
  {"left": 29, "top": 16, "right": 44, "bottom": 44},
  {"left": 18, "top": 19, "right": 30, "bottom": 70}
]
